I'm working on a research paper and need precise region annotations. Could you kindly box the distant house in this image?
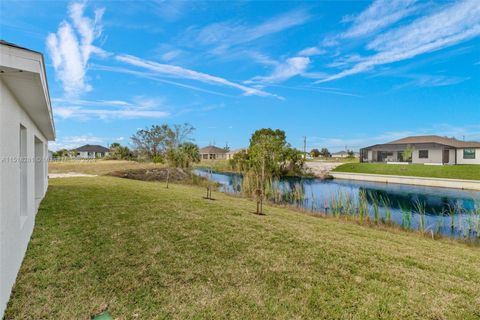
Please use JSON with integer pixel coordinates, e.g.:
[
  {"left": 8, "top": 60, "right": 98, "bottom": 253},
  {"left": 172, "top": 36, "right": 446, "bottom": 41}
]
[
  {"left": 75, "top": 144, "right": 110, "bottom": 158},
  {"left": 199, "top": 145, "right": 228, "bottom": 160},
  {"left": 332, "top": 151, "right": 359, "bottom": 158},
  {"left": 0, "top": 41, "right": 55, "bottom": 317},
  {"left": 360, "top": 135, "right": 480, "bottom": 165},
  {"left": 226, "top": 148, "right": 243, "bottom": 160}
]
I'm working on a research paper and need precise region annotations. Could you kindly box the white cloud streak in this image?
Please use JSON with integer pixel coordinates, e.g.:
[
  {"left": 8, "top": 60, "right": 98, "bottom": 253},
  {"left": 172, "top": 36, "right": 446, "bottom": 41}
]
[
  {"left": 91, "top": 64, "right": 236, "bottom": 97},
  {"left": 298, "top": 47, "right": 325, "bottom": 57},
  {"left": 46, "top": 1, "right": 107, "bottom": 97},
  {"left": 341, "top": 0, "right": 417, "bottom": 39},
  {"left": 394, "top": 74, "right": 469, "bottom": 90},
  {"left": 55, "top": 107, "right": 169, "bottom": 120},
  {"left": 196, "top": 9, "right": 310, "bottom": 49},
  {"left": 247, "top": 57, "right": 310, "bottom": 84},
  {"left": 53, "top": 97, "right": 169, "bottom": 120},
  {"left": 318, "top": 0, "right": 480, "bottom": 83},
  {"left": 116, "top": 54, "right": 281, "bottom": 98}
]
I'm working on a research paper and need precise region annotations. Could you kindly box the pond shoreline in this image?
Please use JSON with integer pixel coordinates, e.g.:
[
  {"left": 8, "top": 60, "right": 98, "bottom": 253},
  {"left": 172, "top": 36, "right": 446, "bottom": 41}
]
[
  {"left": 331, "top": 172, "right": 480, "bottom": 191},
  {"left": 194, "top": 168, "right": 480, "bottom": 241}
]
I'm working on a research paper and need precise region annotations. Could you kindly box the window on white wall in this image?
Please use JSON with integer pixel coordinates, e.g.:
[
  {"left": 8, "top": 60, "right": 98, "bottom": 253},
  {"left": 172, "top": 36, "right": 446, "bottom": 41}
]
[
  {"left": 463, "top": 149, "right": 476, "bottom": 159},
  {"left": 44, "top": 143, "right": 48, "bottom": 184},
  {"left": 19, "top": 124, "right": 27, "bottom": 219},
  {"left": 34, "top": 136, "right": 44, "bottom": 204},
  {"left": 419, "top": 150, "right": 429, "bottom": 159}
]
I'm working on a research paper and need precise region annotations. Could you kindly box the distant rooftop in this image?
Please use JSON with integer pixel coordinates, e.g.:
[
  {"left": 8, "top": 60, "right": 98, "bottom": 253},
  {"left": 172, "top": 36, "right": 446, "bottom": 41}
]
[
  {"left": 75, "top": 144, "right": 110, "bottom": 153},
  {"left": 199, "top": 145, "right": 227, "bottom": 154},
  {"left": 387, "top": 135, "right": 480, "bottom": 148}
]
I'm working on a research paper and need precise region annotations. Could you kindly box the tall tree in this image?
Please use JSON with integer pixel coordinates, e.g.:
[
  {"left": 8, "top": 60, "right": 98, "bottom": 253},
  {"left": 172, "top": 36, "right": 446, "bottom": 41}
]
[
  {"left": 310, "top": 148, "right": 321, "bottom": 158},
  {"left": 319, "top": 148, "right": 331, "bottom": 158},
  {"left": 171, "top": 123, "right": 195, "bottom": 148},
  {"left": 109, "top": 142, "right": 132, "bottom": 160},
  {"left": 246, "top": 128, "right": 301, "bottom": 214},
  {"left": 131, "top": 124, "right": 174, "bottom": 160}
]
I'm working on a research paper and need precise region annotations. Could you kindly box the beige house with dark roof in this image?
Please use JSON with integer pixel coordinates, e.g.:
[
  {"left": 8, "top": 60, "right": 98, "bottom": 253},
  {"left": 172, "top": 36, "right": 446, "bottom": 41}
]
[
  {"left": 75, "top": 144, "right": 110, "bottom": 158},
  {"left": 360, "top": 135, "right": 480, "bottom": 165},
  {"left": 199, "top": 145, "right": 228, "bottom": 160}
]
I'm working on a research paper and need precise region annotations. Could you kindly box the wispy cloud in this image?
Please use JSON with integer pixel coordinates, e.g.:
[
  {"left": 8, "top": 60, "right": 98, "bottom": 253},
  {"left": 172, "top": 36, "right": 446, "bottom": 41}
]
[
  {"left": 151, "top": 0, "right": 192, "bottom": 22},
  {"left": 393, "top": 74, "right": 469, "bottom": 90},
  {"left": 318, "top": 0, "right": 480, "bottom": 83},
  {"left": 246, "top": 57, "right": 311, "bottom": 84},
  {"left": 298, "top": 47, "right": 325, "bottom": 57},
  {"left": 195, "top": 9, "right": 310, "bottom": 50},
  {"left": 202, "top": 103, "right": 225, "bottom": 112},
  {"left": 91, "top": 64, "right": 235, "bottom": 97},
  {"left": 52, "top": 97, "right": 131, "bottom": 107},
  {"left": 55, "top": 107, "right": 169, "bottom": 120},
  {"left": 53, "top": 96, "right": 169, "bottom": 120},
  {"left": 341, "top": 0, "right": 417, "bottom": 39},
  {"left": 263, "top": 83, "right": 362, "bottom": 98},
  {"left": 116, "top": 54, "right": 281, "bottom": 98},
  {"left": 46, "top": 1, "right": 108, "bottom": 97},
  {"left": 160, "top": 49, "right": 183, "bottom": 62}
]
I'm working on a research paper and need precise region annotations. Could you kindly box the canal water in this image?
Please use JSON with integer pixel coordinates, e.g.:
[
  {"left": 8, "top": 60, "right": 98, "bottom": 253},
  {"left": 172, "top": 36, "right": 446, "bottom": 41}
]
[{"left": 194, "top": 168, "right": 480, "bottom": 240}]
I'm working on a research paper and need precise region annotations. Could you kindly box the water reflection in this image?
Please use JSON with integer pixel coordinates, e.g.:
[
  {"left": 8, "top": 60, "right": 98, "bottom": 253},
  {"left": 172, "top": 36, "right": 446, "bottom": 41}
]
[{"left": 194, "top": 169, "right": 480, "bottom": 239}]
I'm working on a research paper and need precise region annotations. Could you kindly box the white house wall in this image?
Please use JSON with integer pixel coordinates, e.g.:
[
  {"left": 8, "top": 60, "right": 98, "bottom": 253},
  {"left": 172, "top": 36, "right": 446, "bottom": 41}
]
[
  {"left": 448, "top": 149, "right": 456, "bottom": 165},
  {"left": 412, "top": 148, "right": 443, "bottom": 164},
  {"left": 0, "top": 79, "right": 48, "bottom": 315},
  {"left": 456, "top": 148, "right": 480, "bottom": 165}
]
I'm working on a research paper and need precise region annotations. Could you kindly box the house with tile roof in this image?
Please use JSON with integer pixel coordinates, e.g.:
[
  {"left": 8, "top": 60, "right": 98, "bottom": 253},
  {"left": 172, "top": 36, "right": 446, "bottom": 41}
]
[
  {"left": 360, "top": 135, "right": 480, "bottom": 165},
  {"left": 199, "top": 145, "right": 228, "bottom": 160},
  {"left": 75, "top": 144, "right": 110, "bottom": 158}
]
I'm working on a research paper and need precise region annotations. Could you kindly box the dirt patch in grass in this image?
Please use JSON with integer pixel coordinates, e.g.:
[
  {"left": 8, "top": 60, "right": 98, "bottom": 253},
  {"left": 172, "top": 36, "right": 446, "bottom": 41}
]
[{"left": 109, "top": 167, "right": 190, "bottom": 182}]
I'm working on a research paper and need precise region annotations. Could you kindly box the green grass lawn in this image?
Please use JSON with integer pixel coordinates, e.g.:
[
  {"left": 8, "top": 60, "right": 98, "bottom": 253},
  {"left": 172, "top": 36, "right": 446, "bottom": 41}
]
[
  {"left": 5, "top": 177, "right": 480, "bottom": 319},
  {"left": 307, "top": 157, "right": 360, "bottom": 163},
  {"left": 333, "top": 163, "right": 480, "bottom": 180},
  {"left": 49, "top": 160, "right": 163, "bottom": 175},
  {"left": 193, "top": 159, "right": 236, "bottom": 173}
]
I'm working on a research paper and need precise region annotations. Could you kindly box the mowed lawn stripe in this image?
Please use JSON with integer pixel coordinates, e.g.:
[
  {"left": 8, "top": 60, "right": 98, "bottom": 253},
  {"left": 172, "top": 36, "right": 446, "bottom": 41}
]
[{"left": 5, "top": 177, "right": 480, "bottom": 319}]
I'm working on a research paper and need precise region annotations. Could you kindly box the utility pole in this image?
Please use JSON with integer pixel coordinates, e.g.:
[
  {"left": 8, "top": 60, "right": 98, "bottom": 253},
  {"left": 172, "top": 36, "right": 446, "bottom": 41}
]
[{"left": 303, "top": 136, "right": 307, "bottom": 159}]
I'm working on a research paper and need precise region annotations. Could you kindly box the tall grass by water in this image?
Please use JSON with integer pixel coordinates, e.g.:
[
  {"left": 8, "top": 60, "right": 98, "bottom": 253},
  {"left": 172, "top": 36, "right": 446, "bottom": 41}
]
[
  {"left": 197, "top": 168, "right": 480, "bottom": 242},
  {"left": 222, "top": 174, "right": 480, "bottom": 242}
]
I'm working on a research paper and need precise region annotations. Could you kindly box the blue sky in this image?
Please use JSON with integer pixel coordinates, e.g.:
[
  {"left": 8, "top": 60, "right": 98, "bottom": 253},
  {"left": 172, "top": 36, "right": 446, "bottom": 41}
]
[{"left": 1, "top": 0, "right": 479, "bottom": 151}]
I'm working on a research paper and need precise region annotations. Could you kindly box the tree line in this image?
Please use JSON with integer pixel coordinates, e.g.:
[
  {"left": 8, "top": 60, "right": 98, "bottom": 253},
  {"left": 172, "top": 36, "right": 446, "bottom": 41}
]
[{"left": 309, "top": 148, "right": 355, "bottom": 159}]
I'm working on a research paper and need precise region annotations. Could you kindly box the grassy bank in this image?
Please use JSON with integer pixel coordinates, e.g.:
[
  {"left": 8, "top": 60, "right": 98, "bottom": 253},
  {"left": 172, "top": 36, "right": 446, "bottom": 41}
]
[
  {"left": 49, "top": 160, "right": 163, "bottom": 175},
  {"left": 193, "top": 159, "right": 236, "bottom": 173},
  {"left": 307, "top": 157, "right": 359, "bottom": 163},
  {"left": 333, "top": 163, "right": 480, "bottom": 180},
  {"left": 6, "top": 177, "right": 480, "bottom": 319}
]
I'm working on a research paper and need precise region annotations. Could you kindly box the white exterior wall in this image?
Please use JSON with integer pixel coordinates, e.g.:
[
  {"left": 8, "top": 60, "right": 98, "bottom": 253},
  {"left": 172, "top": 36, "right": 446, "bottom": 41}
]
[
  {"left": 456, "top": 148, "right": 480, "bottom": 165},
  {"left": 448, "top": 149, "right": 456, "bottom": 165},
  {"left": 78, "top": 151, "right": 94, "bottom": 158},
  {"left": 412, "top": 148, "right": 443, "bottom": 164},
  {"left": 78, "top": 151, "right": 108, "bottom": 158},
  {"left": 0, "top": 79, "right": 49, "bottom": 315}
]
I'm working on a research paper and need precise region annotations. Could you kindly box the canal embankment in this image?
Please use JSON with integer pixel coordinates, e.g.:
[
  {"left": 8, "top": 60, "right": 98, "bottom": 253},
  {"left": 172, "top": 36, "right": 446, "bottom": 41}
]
[{"left": 330, "top": 172, "right": 480, "bottom": 191}]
